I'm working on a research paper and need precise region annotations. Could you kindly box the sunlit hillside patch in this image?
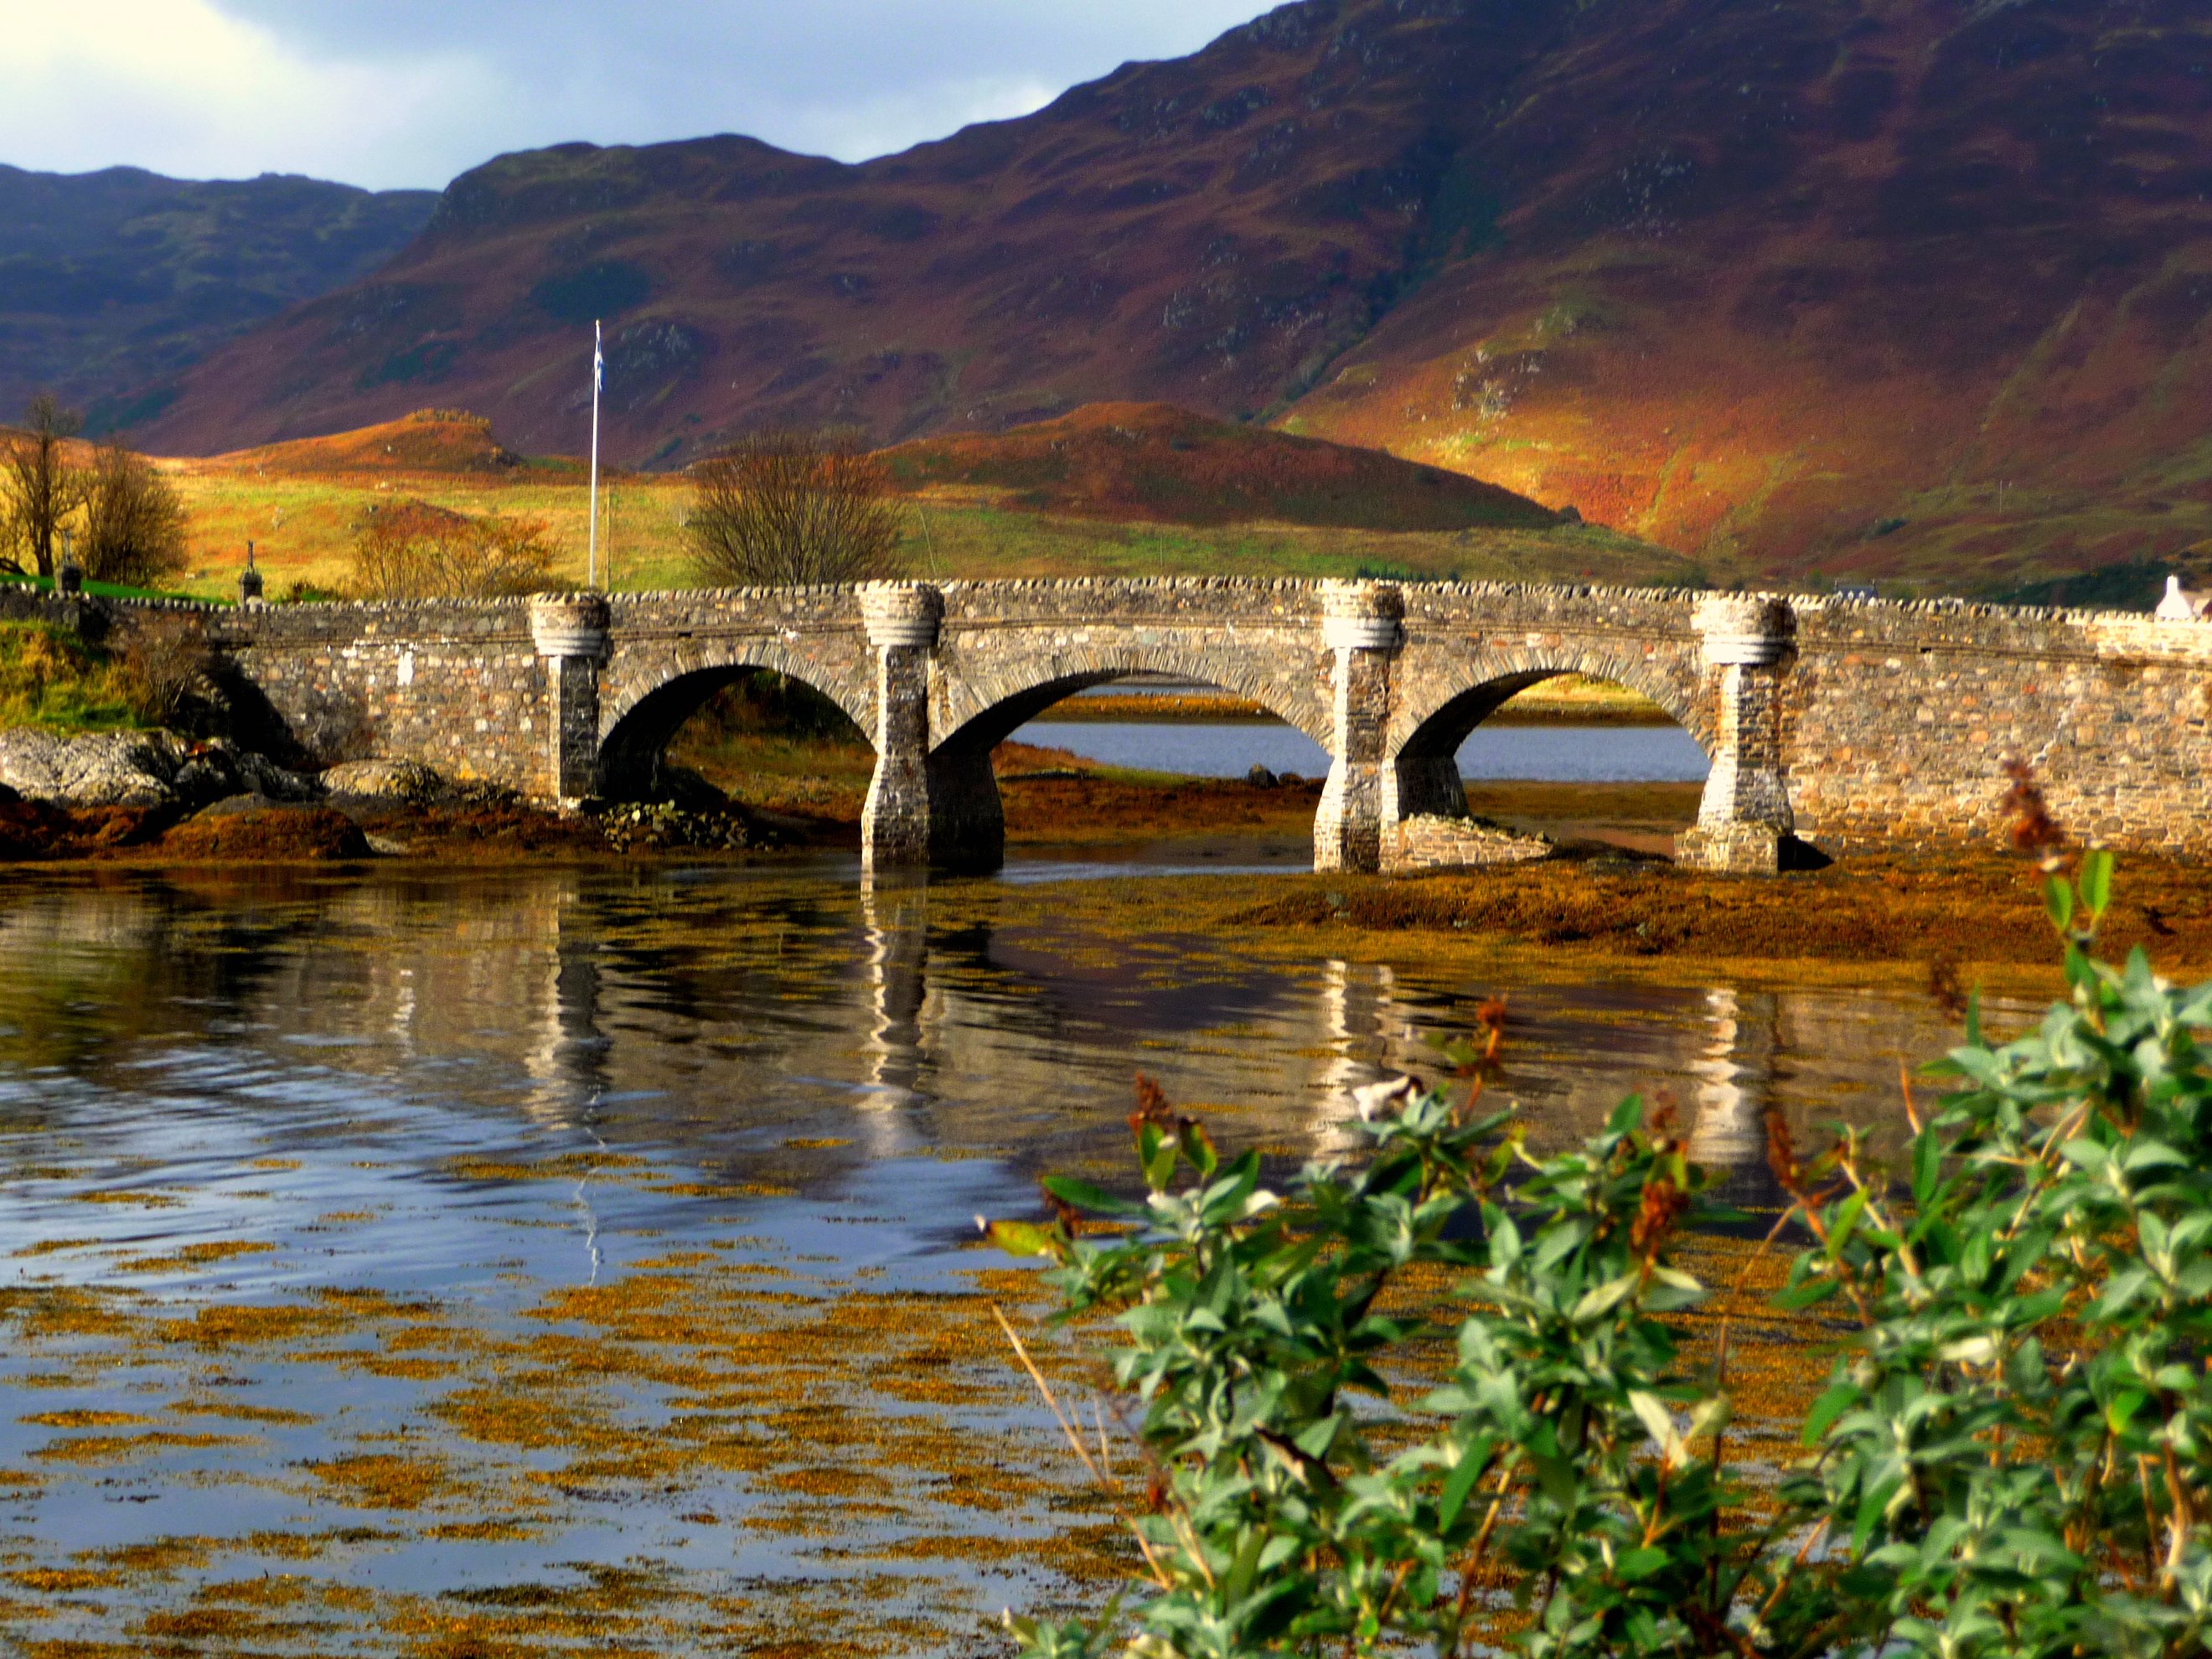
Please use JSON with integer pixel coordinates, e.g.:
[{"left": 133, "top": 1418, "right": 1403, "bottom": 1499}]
[{"left": 146, "top": 406, "right": 1692, "bottom": 602}]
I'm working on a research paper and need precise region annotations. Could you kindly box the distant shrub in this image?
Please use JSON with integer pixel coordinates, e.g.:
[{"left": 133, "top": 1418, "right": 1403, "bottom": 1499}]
[
  {"left": 684, "top": 429, "right": 906, "bottom": 587},
  {"left": 348, "top": 499, "right": 557, "bottom": 600},
  {"left": 0, "top": 393, "right": 85, "bottom": 580},
  {"left": 998, "top": 845, "right": 2212, "bottom": 1659},
  {"left": 79, "top": 437, "right": 189, "bottom": 587}
]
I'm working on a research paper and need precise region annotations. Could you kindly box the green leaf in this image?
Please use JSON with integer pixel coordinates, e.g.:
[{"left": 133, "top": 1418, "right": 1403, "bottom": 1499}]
[
  {"left": 1826, "top": 1189, "right": 1869, "bottom": 1261},
  {"left": 1138, "top": 1122, "right": 1175, "bottom": 1192},
  {"left": 1628, "top": 1391, "right": 1680, "bottom": 1455},
  {"left": 1439, "top": 1445, "right": 1486, "bottom": 1528},
  {"left": 2106, "top": 1390, "right": 2147, "bottom": 1434},
  {"left": 1292, "top": 1414, "right": 1341, "bottom": 1460},
  {"left": 1606, "top": 1094, "right": 1645, "bottom": 1138},
  {"left": 1911, "top": 1131, "right": 1941, "bottom": 1206},
  {"left": 1532, "top": 1453, "right": 1579, "bottom": 1507},
  {"left": 987, "top": 1220, "right": 1062, "bottom": 1258},
  {"left": 1569, "top": 1271, "right": 1639, "bottom": 1325},
  {"left": 1041, "top": 1176, "right": 1136, "bottom": 1216},
  {"left": 2079, "top": 848, "right": 2113, "bottom": 918},
  {"left": 1776, "top": 1276, "right": 1842, "bottom": 1311},
  {"left": 1802, "top": 1382, "right": 1858, "bottom": 1445},
  {"left": 1178, "top": 1119, "right": 1218, "bottom": 1180},
  {"left": 2045, "top": 875, "right": 2075, "bottom": 934}
]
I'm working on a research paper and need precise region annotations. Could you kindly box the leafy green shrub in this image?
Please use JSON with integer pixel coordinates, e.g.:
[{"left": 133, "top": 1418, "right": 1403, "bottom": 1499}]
[{"left": 996, "top": 850, "right": 2212, "bottom": 1658}]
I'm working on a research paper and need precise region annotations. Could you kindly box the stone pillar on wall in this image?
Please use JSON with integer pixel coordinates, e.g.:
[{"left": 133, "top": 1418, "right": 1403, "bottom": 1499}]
[
  {"left": 1314, "top": 580, "right": 1403, "bottom": 873},
  {"left": 859, "top": 582, "right": 944, "bottom": 871},
  {"left": 1677, "top": 595, "right": 1796, "bottom": 874},
  {"left": 530, "top": 592, "right": 611, "bottom": 804}
]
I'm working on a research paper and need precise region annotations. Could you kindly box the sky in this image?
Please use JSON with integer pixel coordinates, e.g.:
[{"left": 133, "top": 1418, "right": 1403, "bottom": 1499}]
[{"left": 0, "top": 0, "right": 1283, "bottom": 193}]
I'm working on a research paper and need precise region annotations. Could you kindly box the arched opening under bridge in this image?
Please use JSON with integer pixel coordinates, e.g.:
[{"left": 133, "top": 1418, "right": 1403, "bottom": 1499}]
[
  {"left": 597, "top": 665, "right": 873, "bottom": 835},
  {"left": 1388, "top": 668, "right": 1712, "bottom": 865},
  {"left": 928, "top": 664, "right": 1335, "bottom": 871}
]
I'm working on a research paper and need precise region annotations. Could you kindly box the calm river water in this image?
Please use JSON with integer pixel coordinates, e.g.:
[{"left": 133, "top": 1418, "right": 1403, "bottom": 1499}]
[
  {"left": 1021, "top": 719, "right": 1713, "bottom": 782},
  {"left": 0, "top": 860, "right": 2010, "bottom": 1654}
]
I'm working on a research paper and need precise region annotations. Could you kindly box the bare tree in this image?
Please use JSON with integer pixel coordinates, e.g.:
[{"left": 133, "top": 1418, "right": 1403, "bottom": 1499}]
[
  {"left": 80, "top": 437, "right": 189, "bottom": 587},
  {"left": 348, "top": 499, "right": 559, "bottom": 600},
  {"left": 0, "top": 393, "right": 87, "bottom": 579},
  {"left": 684, "top": 428, "right": 906, "bottom": 586}
]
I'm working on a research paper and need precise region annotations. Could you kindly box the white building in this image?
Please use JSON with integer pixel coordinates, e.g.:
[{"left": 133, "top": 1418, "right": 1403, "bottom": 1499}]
[{"left": 2156, "top": 575, "right": 2209, "bottom": 622}]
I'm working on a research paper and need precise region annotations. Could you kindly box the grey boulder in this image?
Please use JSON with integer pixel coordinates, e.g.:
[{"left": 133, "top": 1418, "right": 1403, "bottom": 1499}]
[
  {"left": 320, "top": 758, "right": 444, "bottom": 802},
  {"left": 0, "top": 728, "right": 321, "bottom": 810}
]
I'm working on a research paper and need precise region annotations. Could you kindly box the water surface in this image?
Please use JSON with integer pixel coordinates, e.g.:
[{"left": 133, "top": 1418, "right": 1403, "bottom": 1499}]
[
  {"left": 0, "top": 861, "right": 1996, "bottom": 1653},
  {"left": 1019, "top": 719, "right": 1712, "bottom": 782}
]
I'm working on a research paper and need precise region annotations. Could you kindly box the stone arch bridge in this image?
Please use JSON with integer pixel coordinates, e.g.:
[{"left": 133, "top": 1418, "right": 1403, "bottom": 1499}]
[{"left": 172, "top": 578, "right": 2212, "bottom": 873}]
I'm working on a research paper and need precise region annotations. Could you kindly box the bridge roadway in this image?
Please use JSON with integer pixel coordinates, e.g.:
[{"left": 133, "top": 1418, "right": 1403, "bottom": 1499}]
[{"left": 162, "top": 576, "right": 2212, "bottom": 874}]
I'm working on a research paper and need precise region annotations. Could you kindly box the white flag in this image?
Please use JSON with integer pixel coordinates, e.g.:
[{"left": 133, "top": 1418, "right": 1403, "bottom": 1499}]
[{"left": 593, "top": 327, "right": 604, "bottom": 391}]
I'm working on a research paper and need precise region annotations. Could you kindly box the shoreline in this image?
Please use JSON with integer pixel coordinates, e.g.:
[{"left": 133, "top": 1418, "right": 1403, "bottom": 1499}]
[{"left": 8, "top": 783, "right": 2201, "bottom": 988}]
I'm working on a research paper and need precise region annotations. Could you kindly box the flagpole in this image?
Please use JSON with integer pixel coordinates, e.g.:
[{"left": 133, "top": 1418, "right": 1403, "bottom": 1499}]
[{"left": 588, "top": 318, "right": 602, "bottom": 589}]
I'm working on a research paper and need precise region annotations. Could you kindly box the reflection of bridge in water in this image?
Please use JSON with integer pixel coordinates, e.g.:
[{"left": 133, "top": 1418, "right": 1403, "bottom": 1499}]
[{"left": 0, "top": 871, "right": 1982, "bottom": 1197}]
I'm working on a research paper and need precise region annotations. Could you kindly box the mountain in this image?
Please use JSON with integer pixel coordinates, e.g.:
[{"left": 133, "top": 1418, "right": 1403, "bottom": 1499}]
[
  {"left": 134, "top": 0, "right": 2212, "bottom": 585},
  {"left": 0, "top": 166, "right": 437, "bottom": 433},
  {"left": 879, "top": 401, "right": 1560, "bottom": 530}
]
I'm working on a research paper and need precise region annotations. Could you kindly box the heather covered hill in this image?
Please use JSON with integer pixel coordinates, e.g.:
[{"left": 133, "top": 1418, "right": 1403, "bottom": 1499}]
[
  {"left": 0, "top": 166, "right": 437, "bottom": 431},
  {"left": 128, "top": 3, "right": 1570, "bottom": 461},
  {"left": 1285, "top": 0, "right": 2212, "bottom": 587},
  {"left": 204, "top": 408, "right": 544, "bottom": 478},
  {"left": 879, "top": 402, "right": 1560, "bottom": 530},
  {"left": 135, "top": 0, "right": 2212, "bottom": 588}
]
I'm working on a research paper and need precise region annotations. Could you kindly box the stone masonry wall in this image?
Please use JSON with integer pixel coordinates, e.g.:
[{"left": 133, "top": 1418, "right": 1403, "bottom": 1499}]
[
  {"left": 1786, "top": 599, "right": 2212, "bottom": 855},
  {"left": 205, "top": 599, "right": 552, "bottom": 790}
]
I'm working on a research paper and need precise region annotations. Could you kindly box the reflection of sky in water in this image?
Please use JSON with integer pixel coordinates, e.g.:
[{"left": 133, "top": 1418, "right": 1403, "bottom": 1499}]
[
  {"left": 0, "top": 866, "right": 2031, "bottom": 1651},
  {"left": 1019, "top": 720, "right": 1713, "bottom": 781}
]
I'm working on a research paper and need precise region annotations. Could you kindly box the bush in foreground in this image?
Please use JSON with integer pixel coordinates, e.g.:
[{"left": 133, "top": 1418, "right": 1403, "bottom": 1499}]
[{"left": 996, "top": 848, "right": 2212, "bottom": 1658}]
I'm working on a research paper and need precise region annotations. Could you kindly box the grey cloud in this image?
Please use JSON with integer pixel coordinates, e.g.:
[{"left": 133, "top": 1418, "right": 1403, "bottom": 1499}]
[{"left": 204, "top": 1, "right": 1279, "bottom": 186}]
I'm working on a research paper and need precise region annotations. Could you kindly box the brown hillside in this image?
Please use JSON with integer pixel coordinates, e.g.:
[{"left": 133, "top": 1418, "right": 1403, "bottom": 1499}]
[
  {"left": 135, "top": 0, "right": 2212, "bottom": 587},
  {"left": 880, "top": 402, "right": 1559, "bottom": 530},
  {"left": 204, "top": 409, "right": 540, "bottom": 478}
]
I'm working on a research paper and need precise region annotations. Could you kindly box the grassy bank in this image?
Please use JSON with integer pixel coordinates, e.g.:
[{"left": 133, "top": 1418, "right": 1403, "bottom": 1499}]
[
  {"left": 160, "top": 459, "right": 1694, "bottom": 602},
  {"left": 0, "top": 622, "right": 142, "bottom": 731}
]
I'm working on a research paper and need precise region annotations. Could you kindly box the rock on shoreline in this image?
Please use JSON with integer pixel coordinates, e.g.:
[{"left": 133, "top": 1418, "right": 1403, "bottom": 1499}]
[{"left": 0, "top": 728, "right": 320, "bottom": 812}]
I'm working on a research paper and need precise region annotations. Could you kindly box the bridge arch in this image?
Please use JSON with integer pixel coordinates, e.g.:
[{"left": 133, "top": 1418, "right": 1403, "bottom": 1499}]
[
  {"left": 913, "top": 645, "right": 1335, "bottom": 875},
  {"left": 932, "top": 644, "right": 1334, "bottom": 762},
  {"left": 597, "top": 641, "right": 875, "bottom": 800},
  {"left": 1385, "top": 643, "right": 1713, "bottom": 828}
]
